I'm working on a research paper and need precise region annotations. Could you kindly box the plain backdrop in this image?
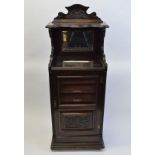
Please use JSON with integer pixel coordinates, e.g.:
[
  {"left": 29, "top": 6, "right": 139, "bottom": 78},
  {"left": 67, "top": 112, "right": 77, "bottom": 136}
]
[{"left": 24, "top": 0, "right": 131, "bottom": 155}]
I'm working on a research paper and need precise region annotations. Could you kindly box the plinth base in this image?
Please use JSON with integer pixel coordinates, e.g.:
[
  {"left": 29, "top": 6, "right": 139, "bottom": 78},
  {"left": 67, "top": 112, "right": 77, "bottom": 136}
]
[{"left": 51, "top": 138, "right": 105, "bottom": 150}]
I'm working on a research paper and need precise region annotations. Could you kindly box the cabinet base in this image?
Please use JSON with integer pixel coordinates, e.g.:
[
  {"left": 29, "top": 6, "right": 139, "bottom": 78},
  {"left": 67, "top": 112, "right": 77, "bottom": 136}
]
[{"left": 51, "top": 138, "right": 105, "bottom": 150}]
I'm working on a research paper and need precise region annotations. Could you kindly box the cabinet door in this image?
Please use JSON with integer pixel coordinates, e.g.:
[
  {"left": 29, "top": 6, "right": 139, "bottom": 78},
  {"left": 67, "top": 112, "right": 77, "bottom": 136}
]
[
  {"left": 53, "top": 76, "right": 101, "bottom": 137},
  {"left": 53, "top": 110, "right": 102, "bottom": 142}
]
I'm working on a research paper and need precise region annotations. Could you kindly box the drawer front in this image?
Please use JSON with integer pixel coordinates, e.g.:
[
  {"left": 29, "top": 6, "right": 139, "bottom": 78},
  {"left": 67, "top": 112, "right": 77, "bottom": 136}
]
[
  {"left": 61, "top": 94, "right": 96, "bottom": 103},
  {"left": 57, "top": 76, "right": 99, "bottom": 107},
  {"left": 61, "top": 85, "right": 96, "bottom": 94}
]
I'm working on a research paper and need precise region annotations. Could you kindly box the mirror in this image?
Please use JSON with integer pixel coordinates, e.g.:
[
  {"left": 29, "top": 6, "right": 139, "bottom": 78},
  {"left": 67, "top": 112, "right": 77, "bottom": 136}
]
[{"left": 62, "top": 30, "right": 94, "bottom": 51}]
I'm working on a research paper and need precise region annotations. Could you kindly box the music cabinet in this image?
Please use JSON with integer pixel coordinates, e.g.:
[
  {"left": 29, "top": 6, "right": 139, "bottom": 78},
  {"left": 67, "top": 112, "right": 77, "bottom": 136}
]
[{"left": 46, "top": 4, "right": 109, "bottom": 150}]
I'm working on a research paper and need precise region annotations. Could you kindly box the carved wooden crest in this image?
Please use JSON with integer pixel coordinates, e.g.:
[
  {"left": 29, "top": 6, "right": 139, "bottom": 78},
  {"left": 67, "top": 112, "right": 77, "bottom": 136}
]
[
  {"left": 46, "top": 4, "right": 109, "bottom": 28},
  {"left": 54, "top": 4, "right": 103, "bottom": 22}
]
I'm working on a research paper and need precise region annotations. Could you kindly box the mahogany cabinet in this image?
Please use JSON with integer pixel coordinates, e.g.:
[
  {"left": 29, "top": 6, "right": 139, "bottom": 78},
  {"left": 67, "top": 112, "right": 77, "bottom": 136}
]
[{"left": 46, "top": 4, "right": 109, "bottom": 150}]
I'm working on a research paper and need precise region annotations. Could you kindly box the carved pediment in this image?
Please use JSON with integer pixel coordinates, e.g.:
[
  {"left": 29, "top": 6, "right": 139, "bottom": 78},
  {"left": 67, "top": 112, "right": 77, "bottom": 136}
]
[
  {"left": 54, "top": 4, "right": 102, "bottom": 22},
  {"left": 46, "top": 4, "right": 109, "bottom": 28}
]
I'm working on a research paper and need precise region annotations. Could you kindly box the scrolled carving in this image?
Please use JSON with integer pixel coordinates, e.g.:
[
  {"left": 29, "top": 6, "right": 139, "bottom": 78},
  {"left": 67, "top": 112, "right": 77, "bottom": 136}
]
[
  {"left": 66, "top": 9, "right": 88, "bottom": 19},
  {"left": 54, "top": 4, "right": 102, "bottom": 22}
]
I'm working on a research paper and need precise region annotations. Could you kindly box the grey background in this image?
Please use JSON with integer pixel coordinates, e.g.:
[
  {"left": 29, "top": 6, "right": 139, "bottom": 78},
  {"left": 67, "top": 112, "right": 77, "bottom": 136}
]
[{"left": 25, "top": 0, "right": 130, "bottom": 154}]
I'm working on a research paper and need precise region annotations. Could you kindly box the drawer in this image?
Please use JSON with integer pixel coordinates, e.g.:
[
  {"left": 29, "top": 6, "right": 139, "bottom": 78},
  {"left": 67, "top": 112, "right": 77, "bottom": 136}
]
[
  {"left": 61, "top": 85, "right": 96, "bottom": 94},
  {"left": 60, "top": 78, "right": 97, "bottom": 85},
  {"left": 61, "top": 94, "right": 96, "bottom": 103},
  {"left": 56, "top": 76, "right": 99, "bottom": 106}
]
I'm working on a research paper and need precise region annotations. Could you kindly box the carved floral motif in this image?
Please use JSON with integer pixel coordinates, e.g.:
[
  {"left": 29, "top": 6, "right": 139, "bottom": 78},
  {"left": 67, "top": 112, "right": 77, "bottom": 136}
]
[{"left": 64, "top": 114, "right": 92, "bottom": 129}]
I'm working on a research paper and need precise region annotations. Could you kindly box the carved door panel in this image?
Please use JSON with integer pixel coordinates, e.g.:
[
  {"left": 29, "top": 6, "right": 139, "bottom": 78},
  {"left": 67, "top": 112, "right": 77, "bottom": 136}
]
[{"left": 54, "top": 110, "right": 101, "bottom": 137}]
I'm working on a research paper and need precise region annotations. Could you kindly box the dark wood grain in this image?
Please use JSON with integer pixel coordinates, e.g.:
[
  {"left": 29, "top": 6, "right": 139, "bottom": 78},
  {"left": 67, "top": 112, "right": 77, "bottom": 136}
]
[{"left": 46, "top": 4, "right": 108, "bottom": 150}]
